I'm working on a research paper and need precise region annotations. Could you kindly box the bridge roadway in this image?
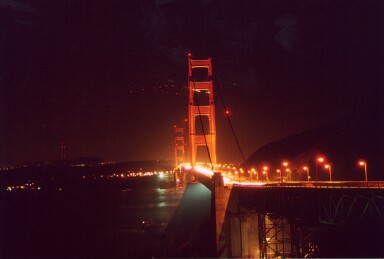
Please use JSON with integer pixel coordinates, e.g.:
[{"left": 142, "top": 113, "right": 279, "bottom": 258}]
[
  {"left": 182, "top": 164, "right": 384, "bottom": 189},
  {"left": 180, "top": 165, "right": 384, "bottom": 258}
]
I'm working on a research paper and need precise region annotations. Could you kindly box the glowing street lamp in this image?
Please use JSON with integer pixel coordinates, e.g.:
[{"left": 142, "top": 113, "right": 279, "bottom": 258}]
[
  {"left": 324, "top": 164, "right": 332, "bottom": 181},
  {"left": 303, "top": 166, "right": 310, "bottom": 181},
  {"left": 285, "top": 168, "right": 291, "bottom": 181},
  {"left": 251, "top": 168, "right": 257, "bottom": 181},
  {"left": 263, "top": 166, "right": 269, "bottom": 181},
  {"left": 276, "top": 169, "right": 281, "bottom": 182},
  {"left": 316, "top": 156, "right": 325, "bottom": 182},
  {"left": 262, "top": 171, "right": 268, "bottom": 181},
  {"left": 358, "top": 160, "right": 368, "bottom": 182},
  {"left": 254, "top": 169, "right": 259, "bottom": 181},
  {"left": 281, "top": 161, "right": 289, "bottom": 181}
]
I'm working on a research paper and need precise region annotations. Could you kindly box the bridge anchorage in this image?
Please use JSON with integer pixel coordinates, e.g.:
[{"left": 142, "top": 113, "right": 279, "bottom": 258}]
[{"left": 173, "top": 54, "right": 384, "bottom": 258}]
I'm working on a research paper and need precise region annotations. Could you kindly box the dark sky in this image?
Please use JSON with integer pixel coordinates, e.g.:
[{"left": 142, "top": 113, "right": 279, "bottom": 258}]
[{"left": 1, "top": 0, "right": 382, "bottom": 165}]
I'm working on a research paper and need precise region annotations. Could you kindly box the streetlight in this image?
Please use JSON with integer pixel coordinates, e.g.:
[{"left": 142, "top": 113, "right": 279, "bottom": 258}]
[
  {"left": 251, "top": 168, "right": 257, "bottom": 181},
  {"left": 276, "top": 169, "right": 281, "bottom": 182},
  {"left": 303, "top": 166, "right": 310, "bottom": 181},
  {"left": 285, "top": 168, "right": 291, "bottom": 181},
  {"left": 358, "top": 160, "right": 368, "bottom": 183},
  {"left": 263, "top": 166, "right": 269, "bottom": 181},
  {"left": 324, "top": 164, "right": 332, "bottom": 181},
  {"left": 282, "top": 161, "right": 289, "bottom": 181},
  {"left": 316, "top": 156, "right": 325, "bottom": 182}
]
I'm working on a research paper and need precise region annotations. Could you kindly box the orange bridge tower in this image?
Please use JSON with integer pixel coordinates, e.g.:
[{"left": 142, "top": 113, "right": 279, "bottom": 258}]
[
  {"left": 188, "top": 54, "right": 217, "bottom": 166},
  {"left": 174, "top": 126, "right": 186, "bottom": 167}
]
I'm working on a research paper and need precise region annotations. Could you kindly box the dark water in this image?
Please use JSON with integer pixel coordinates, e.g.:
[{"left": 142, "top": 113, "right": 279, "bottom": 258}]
[{"left": 0, "top": 176, "right": 184, "bottom": 258}]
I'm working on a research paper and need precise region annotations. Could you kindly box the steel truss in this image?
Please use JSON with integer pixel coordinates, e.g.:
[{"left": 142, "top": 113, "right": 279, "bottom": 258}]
[
  {"left": 258, "top": 213, "right": 322, "bottom": 259},
  {"left": 258, "top": 213, "right": 296, "bottom": 258},
  {"left": 318, "top": 193, "right": 384, "bottom": 225}
]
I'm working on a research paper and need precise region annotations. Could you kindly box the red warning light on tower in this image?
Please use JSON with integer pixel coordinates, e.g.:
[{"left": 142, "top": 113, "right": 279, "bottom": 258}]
[
  {"left": 60, "top": 141, "right": 67, "bottom": 160},
  {"left": 224, "top": 108, "right": 232, "bottom": 116}
]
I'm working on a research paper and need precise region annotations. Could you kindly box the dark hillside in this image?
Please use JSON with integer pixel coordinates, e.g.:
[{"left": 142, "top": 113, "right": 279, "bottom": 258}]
[{"left": 247, "top": 101, "right": 383, "bottom": 180}]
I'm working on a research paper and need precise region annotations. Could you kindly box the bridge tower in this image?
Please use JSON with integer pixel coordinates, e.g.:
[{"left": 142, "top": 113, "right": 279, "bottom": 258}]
[
  {"left": 174, "top": 126, "right": 186, "bottom": 167},
  {"left": 60, "top": 141, "right": 67, "bottom": 160},
  {"left": 188, "top": 54, "right": 217, "bottom": 166}
]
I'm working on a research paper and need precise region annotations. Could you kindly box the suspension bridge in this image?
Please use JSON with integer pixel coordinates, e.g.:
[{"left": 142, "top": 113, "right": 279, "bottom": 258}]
[{"left": 171, "top": 54, "right": 384, "bottom": 258}]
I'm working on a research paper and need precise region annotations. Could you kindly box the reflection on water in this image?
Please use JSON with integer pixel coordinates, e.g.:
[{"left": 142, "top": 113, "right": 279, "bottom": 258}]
[
  {"left": 117, "top": 187, "right": 184, "bottom": 227},
  {"left": 0, "top": 176, "right": 184, "bottom": 258}
]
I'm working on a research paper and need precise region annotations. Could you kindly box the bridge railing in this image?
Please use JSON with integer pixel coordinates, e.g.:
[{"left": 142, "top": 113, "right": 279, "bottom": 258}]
[
  {"left": 234, "top": 181, "right": 384, "bottom": 189},
  {"left": 179, "top": 165, "right": 384, "bottom": 189}
]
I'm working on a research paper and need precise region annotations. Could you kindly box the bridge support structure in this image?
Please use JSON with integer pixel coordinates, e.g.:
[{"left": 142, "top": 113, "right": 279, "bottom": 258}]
[
  {"left": 212, "top": 173, "right": 231, "bottom": 255},
  {"left": 188, "top": 54, "right": 217, "bottom": 166},
  {"left": 174, "top": 126, "right": 186, "bottom": 167},
  {"left": 182, "top": 168, "right": 384, "bottom": 258},
  {"left": 258, "top": 213, "right": 303, "bottom": 258},
  {"left": 233, "top": 187, "right": 384, "bottom": 258},
  {"left": 210, "top": 173, "right": 260, "bottom": 258}
]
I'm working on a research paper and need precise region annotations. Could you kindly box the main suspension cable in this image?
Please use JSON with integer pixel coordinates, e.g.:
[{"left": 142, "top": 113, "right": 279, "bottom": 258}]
[{"left": 214, "top": 74, "right": 247, "bottom": 167}]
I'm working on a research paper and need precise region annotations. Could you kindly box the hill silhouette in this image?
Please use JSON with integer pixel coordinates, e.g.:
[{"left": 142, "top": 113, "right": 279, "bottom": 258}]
[{"left": 246, "top": 100, "right": 383, "bottom": 180}]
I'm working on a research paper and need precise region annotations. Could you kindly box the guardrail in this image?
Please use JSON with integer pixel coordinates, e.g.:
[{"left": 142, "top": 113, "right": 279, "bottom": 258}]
[
  {"left": 181, "top": 166, "right": 384, "bottom": 189},
  {"left": 233, "top": 181, "right": 384, "bottom": 189}
]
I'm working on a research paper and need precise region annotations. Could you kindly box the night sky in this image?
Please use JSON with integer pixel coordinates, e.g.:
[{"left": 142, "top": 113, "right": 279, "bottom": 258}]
[{"left": 1, "top": 0, "right": 382, "bottom": 165}]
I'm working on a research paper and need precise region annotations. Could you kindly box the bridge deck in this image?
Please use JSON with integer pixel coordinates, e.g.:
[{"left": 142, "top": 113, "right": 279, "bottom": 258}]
[{"left": 182, "top": 165, "right": 384, "bottom": 189}]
